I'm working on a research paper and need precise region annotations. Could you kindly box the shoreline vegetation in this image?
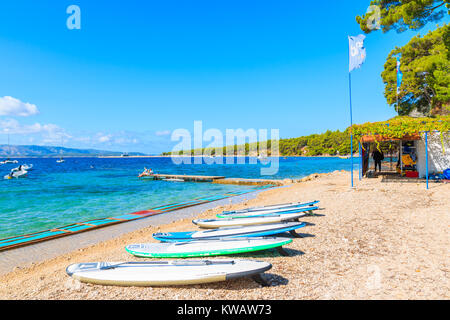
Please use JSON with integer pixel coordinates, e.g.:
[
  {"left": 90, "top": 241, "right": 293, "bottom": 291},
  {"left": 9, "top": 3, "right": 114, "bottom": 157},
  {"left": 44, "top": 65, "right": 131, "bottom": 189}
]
[
  {"left": 1, "top": 170, "right": 448, "bottom": 299},
  {"left": 162, "top": 129, "right": 357, "bottom": 157},
  {"left": 162, "top": 116, "right": 449, "bottom": 158}
]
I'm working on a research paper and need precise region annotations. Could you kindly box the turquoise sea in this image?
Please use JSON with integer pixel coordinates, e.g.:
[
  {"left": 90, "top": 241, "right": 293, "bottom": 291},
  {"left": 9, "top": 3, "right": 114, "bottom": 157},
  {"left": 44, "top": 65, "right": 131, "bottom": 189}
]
[{"left": 0, "top": 156, "right": 358, "bottom": 238}]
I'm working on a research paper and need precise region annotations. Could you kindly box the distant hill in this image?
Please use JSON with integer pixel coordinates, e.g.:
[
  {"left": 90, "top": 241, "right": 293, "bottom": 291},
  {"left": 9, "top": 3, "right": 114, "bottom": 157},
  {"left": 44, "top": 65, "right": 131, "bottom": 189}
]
[{"left": 0, "top": 145, "right": 146, "bottom": 157}]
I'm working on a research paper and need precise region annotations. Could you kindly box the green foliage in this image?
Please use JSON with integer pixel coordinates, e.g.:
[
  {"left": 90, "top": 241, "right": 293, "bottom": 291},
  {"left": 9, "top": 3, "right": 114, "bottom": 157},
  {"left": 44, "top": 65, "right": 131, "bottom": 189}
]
[
  {"left": 356, "top": 0, "right": 449, "bottom": 33},
  {"left": 282, "top": 130, "right": 357, "bottom": 156},
  {"left": 382, "top": 24, "right": 450, "bottom": 115},
  {"left": 351, "top": 115, "right": 450, "bottom": 151},
  {"left": 162, "top": 130, "right": 359, "bottom": 157},
  {"left": 352, "top": 115, "right": 450, "bottom": 138}
]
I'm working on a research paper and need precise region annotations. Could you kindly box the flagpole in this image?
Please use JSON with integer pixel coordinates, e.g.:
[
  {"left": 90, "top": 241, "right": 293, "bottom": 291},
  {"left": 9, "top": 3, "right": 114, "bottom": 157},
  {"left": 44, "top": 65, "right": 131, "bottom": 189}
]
[
  {"left": 349, "top": 72, "right": 354, "bottom": 188},
  {"left": 396, "top": 93, "right": 398, "bottom": 113},
  {"left": 396, "top": 55, "right": 399, "bottom": 113},
  {"left": 348, "top": 34, "right": 365, "bottom": 189}
]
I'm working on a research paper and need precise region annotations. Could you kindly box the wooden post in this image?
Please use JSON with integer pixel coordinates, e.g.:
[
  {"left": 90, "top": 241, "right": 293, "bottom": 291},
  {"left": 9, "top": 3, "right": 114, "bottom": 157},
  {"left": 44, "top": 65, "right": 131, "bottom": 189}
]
[
  {"left": 359, "top": 142, "right": 362, "bottom": 181},
  {"left": 425, "top": 132, "right": 429, "bottom": 190},
  {"left": 400, "top": 140, "right": 403, "bottom": 176}
]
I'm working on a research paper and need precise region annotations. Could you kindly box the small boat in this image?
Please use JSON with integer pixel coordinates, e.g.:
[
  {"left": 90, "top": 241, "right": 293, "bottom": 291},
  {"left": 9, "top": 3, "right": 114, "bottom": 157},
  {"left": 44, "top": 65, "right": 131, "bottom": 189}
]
[
  {"left": 0, "top": 159, "right": 18, "bottom": 165},
  {"left": 56, "top": 136, "right": 65, "bottom": 163},
  {"left": 4, "top": 166, "right": 28, "bottom": 179},
  {"left": 1, "top": 135, "right": 18, "bottom": 165},
  {"left": 138, "top": 168, "right": 154, "bottom": 178}
]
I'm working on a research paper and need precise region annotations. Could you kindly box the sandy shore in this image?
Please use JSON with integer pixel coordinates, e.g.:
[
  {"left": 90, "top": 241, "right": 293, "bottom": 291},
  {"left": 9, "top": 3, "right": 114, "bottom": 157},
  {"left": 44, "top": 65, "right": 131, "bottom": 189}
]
[{"left": 0, "top": 170, "right": 448, "bottom": 300}]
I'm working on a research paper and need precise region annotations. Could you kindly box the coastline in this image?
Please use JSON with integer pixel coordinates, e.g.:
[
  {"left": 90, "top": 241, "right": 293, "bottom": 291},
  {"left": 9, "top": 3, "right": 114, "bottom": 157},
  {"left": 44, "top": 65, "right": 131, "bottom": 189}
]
[{"left": 0, "top": 170, "right": 448, "bottom": 300}]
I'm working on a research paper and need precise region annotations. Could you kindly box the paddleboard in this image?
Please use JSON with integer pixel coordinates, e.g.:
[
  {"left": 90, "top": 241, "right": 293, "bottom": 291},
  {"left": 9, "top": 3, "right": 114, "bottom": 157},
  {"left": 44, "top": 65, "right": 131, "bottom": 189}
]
[
  {"left": 216, "top": 206, "right": 319, "bottom": 219},
  {"left": 153, "top": 221, "right": 307, "bottom": 242},
  {"left": 126, "top": 237, "right": 292, "bottom": 258},
  {"left": 221, "top": 200, "right": 319, "bottom": 214},
  {"left": 66, "top": 259, "right": 272, "bottom": 286},
  {"left": 193, "top": 212, "right": 306, "bottom": 229}
]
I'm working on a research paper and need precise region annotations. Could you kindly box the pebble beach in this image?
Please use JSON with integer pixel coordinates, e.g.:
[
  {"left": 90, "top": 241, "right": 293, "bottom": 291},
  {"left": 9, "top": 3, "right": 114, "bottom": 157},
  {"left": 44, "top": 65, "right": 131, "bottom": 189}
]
[{"left": 0, "top": 170, "right": 448, "bottom": 300}]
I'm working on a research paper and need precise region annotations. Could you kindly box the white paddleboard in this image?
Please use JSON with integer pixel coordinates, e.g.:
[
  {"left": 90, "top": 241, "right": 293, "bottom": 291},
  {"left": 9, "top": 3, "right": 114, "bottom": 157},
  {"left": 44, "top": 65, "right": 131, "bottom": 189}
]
[
  {"left": 153, "top": 221, "right": 306, "bottom": 242},
  {"left": 66, "top": 259, "right": 272, "bottom": 286},
  {"left": 216, "top": 206, "right": 319, "bottom": 219},
  {"left": 222, "top": 200, "right": 319, "bottom": 214},
  {"left": 193, "top": 212, "right": 306, "bottom": 229},
  {"left": 126, "top": 237, "right": 292, "bottom": 258}
]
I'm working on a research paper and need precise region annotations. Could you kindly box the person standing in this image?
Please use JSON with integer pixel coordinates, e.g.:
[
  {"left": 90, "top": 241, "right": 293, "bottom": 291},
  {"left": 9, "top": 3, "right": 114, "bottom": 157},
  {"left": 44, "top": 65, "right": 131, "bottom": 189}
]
[{"left": 372, "top": 149, "right": 384, "bottom": 172}]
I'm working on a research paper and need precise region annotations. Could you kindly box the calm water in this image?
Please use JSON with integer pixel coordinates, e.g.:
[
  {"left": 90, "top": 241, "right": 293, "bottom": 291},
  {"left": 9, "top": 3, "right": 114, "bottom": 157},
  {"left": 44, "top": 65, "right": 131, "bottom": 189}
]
[{"left": 0, "top": 156, "right": 357, "bottom": 238}]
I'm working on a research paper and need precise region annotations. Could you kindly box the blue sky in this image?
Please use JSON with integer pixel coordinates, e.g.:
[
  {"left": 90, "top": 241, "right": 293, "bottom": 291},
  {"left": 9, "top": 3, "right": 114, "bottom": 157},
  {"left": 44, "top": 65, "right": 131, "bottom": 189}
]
[{"left": 0, "top": 1, "right": 447, "bottom": 154}]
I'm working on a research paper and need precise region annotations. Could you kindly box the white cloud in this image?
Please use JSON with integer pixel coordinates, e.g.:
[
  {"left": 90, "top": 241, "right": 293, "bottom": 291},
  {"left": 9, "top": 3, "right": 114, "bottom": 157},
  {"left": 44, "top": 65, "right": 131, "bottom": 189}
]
[
  {"left": 0, "top": 96, "right": 39, "bottom": 117},
  {"left": 98, "top": 134, "right": 112, "bottom": 143},
  {"left": 0, "top": 118, "right": 68, "bottom": 144},
  {"left": 155, "top": 130, "right": 171, "bottom": 136},
  {"left": 88, "top": 133, "right": 141, "bottom": 146}
]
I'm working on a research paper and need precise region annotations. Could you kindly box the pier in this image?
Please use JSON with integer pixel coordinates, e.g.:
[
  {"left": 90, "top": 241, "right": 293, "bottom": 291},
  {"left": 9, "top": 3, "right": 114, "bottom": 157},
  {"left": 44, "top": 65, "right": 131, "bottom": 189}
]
[
  {"left": 150, "top": 174, "right": 286, "bottom": 186},
  {"left": 151, "top": 174, "right": 225, "bottom": 182},
  {"left": 213, "top": 178, "right": 285, "bottom": 186}
]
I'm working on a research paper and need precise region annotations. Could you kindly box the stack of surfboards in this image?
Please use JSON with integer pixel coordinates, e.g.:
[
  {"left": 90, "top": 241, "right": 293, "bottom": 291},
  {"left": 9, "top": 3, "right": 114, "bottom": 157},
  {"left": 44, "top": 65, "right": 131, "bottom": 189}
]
[{"left": 66, "top": 200, "right": 320, "bottom": 287}]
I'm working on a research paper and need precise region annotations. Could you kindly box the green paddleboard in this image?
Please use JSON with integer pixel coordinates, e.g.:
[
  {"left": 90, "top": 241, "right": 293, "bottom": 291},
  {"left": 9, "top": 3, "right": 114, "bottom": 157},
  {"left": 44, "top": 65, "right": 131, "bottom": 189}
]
[{"left": 125, "top": 237, "right": 292, "bottom": 258}]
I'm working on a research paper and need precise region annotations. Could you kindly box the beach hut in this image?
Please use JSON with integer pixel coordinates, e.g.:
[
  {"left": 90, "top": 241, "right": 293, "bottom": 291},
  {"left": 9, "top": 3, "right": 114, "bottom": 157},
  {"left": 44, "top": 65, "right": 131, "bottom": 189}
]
[{"left": 352, "top": 116, "right": 450, "bottom": 189}]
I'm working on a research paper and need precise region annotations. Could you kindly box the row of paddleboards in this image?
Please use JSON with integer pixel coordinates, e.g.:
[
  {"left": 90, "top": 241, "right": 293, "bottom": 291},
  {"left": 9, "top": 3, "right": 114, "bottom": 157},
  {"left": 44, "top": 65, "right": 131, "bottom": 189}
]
[
  {"left": 67, "top": 200, "right": 320, "bottom": 287},
  {"left": 195, "top": 205, "right": 319, "bottom": 228}
]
